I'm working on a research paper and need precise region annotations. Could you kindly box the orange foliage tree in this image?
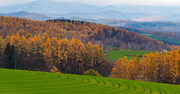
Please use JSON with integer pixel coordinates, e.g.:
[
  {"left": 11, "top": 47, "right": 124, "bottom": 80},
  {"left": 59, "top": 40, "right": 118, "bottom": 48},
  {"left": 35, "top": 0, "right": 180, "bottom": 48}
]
[
  {"left": 111, "top": 47, "right": 180, "bottom": 84},
  {"left": 0, "top": 33, "right": 109, "bottom": 76}
]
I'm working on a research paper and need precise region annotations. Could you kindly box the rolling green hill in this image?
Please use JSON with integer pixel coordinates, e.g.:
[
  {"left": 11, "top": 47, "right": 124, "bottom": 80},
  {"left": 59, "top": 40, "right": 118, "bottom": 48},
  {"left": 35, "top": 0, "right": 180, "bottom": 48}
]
[{"left": 0, "top": 68, "right": 180, "bottom": 94}]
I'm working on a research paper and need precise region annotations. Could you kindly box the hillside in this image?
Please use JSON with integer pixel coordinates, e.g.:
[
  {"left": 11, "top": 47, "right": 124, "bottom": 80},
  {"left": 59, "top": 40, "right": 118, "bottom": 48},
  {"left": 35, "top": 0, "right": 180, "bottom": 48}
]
[
  {"left": 0, "top": 68, "right": 180, "bottom": 94},
  {"left": 102, "top": 20, "right": 180, "bottom": 32},
  {"left": 125, "top": 21, "right": 180, "bottom": 32},
  {"left": 0, "top": 17, "right": 170, "bottom": 51},
  {"left": 120, "top": 26, "right": 180, "bottom": 45}
]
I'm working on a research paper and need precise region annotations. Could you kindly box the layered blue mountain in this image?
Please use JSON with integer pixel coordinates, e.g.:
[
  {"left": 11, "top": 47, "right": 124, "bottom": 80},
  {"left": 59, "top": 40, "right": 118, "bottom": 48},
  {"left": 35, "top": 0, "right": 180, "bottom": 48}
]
[
  {"left": 1, "top": 0, "right": 180, "bottom": 21},
  {"left": 0, "top": 11, "right": 51, "bottom": 21}
]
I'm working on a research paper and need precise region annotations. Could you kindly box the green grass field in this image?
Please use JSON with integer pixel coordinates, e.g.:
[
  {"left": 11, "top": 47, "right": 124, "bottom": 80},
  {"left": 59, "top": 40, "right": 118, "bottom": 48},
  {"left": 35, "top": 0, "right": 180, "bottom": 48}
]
[
  {"left": 106, "top": 47, "right": 152, "bottom": 61},
  {"left": 0, "top": 68, "right": 180, "bottom": 94}
]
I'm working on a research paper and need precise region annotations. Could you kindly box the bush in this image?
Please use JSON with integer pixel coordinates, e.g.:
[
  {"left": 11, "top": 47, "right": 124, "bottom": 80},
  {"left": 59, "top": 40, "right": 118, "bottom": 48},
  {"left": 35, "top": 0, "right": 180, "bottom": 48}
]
[
  {"left": 50, "top": 66, "right": 61, "bottom": 73},
  {"left": 83, "top": 69, "right": 100, "bottom": 76}
]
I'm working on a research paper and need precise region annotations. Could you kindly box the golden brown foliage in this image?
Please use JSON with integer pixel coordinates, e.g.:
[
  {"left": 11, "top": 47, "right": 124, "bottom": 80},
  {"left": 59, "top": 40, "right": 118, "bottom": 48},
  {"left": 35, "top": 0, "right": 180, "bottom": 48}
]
[
  {"left": 111, "top": 47, "right": 180, "bottom": 84},
  {"left": 0, "top": 16, "right": 170, "bottom": 51},
  {"left": 50, "top": 66, "right": 61, "bottom": 73},
  {"left": 0, "top": 33, "right": 107, "bottom": 75}
]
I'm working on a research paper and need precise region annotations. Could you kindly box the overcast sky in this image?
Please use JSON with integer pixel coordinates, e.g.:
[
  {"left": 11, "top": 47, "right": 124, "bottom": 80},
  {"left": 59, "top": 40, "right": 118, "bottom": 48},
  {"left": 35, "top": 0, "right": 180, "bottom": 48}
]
[{"left": 0, "top": 0, "right": 180, "bottom": 6}]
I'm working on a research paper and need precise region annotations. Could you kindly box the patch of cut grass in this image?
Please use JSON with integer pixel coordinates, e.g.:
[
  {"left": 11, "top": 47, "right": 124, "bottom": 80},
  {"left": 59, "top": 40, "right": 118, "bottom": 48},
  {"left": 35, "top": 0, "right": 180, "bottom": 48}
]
[
  {"left": 106, "top": 47, "right": 152, "bottom": 61},
  {"left": 0, "top": 68, "right": 180, "bottom": 94}
]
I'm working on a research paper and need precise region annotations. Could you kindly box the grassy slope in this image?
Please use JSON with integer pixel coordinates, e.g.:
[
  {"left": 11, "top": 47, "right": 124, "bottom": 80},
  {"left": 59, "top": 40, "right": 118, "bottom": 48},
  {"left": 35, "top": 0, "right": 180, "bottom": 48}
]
[
  {"left": 106, "top": 47, "right": 152, "bottom": 61},
  {"left": 0, "top": 68, "right": 180, "bottom": 94}
]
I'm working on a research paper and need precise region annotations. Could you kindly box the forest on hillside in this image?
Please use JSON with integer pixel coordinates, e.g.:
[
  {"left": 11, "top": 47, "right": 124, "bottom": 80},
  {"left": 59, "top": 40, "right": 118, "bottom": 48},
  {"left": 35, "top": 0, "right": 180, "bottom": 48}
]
[{"left": 0, "top": 17, "right": 170, "bottom": 51}]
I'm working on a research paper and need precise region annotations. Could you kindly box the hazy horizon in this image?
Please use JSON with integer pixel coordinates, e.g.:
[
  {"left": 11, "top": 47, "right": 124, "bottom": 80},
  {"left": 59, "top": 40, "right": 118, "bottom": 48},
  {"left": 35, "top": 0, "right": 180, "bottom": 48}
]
[
  {"left": 1, "top": 0, "right": 180, "bottom": 22},
  {"left": 1, "top": 0, "right": 180, "bottom": 7}
]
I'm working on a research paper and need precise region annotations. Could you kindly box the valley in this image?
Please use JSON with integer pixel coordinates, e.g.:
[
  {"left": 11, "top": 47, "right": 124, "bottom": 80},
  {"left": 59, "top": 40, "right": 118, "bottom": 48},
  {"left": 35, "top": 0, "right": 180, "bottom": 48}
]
[{"left": 0, "top": 0, "right": 180, "bottom": 93}]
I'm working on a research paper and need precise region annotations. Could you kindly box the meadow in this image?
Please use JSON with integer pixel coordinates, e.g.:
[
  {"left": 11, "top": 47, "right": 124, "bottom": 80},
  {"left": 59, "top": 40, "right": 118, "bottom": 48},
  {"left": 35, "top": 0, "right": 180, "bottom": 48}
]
[
  {"left": 0, "top": 68, "right": 180, "bottom": 94},
  {"left": 106, "top": 47, "right": 152, "bottom": 60}
]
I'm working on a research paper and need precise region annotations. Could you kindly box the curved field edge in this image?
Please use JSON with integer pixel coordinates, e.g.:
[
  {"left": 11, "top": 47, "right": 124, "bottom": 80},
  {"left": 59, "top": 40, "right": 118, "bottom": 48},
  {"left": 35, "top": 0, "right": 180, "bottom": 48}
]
[{"left": 0, "top": 68, "right": 180, "bottom": 94}]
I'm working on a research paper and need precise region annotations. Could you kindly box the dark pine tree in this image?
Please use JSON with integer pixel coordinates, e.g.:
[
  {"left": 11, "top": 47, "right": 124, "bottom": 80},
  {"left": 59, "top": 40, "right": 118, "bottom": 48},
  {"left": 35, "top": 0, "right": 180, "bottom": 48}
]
[{"left": 4, "top": 43, "right": 16, "bottom": 69}]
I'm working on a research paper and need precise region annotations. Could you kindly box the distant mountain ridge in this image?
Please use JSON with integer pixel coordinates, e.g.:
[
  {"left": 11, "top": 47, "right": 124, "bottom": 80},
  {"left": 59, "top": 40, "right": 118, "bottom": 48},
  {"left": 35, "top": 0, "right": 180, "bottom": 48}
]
[
  {"left": 0, "top": 0, "right": 100, "bottom": 15},
  {"left": 0, "top": 11, "right": 52, "bottom": 21},
  {"left": 95, "top": 19, "right": 180, "bottom": 32},
  {"left": 1, "top": 0, "right": 180, "bottom": 21},
  {"left": 124, "top": 21, "right": 180, "bottom": 32}
]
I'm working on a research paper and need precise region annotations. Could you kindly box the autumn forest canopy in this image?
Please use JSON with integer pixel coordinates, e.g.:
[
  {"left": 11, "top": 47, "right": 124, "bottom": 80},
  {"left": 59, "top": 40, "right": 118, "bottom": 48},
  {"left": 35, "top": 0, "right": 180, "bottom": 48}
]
[
  {"left": 0, "top": 16, "right": 180, "bottom": 84},
  {"left": 0, "top": 17, "right": 170, "bottom": 51}
]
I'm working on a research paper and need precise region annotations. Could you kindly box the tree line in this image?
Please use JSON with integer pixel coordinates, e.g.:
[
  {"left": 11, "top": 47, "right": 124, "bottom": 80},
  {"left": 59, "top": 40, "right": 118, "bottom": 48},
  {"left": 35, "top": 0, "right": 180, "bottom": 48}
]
[
  {"left": 0, "top": 34, "right": 112, "bottom": 76},
  {"left": 111, "top": 47, "right": 180, "bottom": 84}
]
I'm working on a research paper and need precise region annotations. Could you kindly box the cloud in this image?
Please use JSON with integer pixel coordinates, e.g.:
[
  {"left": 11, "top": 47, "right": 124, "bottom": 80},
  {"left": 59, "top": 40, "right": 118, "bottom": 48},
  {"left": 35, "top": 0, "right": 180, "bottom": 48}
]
[
  {"left": 133, "top": 15, "right": 170, "bottom": 22},
  {"left": 0, "top": 0, "right": 34, "bottom": 6},
  {"left": 0, "top": 0, "right": 180, "bottom": 6},
  {"left": 54, "top": 0, "right": 180, "bottom": 6}
]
